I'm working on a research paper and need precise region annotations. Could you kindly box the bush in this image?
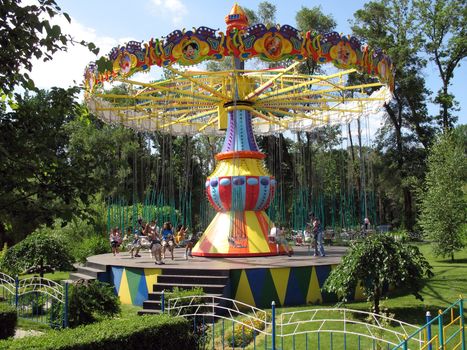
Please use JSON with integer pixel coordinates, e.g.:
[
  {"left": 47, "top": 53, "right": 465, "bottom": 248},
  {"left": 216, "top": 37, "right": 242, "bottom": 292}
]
[
  {"left": 164, "top": 287, "right": 205, "bottom": 316},
  {"left": 73, "top": 235, "right": 109, "bottom": 263},
  {"left": 68, "top": 280, "right": 120, "bottom": 327},
  {"left": 0, "top": 304, "right": 17, "bottom": 340},
  {"left": 0, "top": 314, "right": 194, "bottom": 349},
  {"left": 0, "top": 229, "right": 74, "bottom": 276},
  {"left": 227, "top": 312, "right": 270, "bottom": 348}
]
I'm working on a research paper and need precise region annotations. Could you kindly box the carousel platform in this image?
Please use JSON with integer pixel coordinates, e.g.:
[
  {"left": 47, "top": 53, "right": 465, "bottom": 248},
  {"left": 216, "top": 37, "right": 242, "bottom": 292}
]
[{"left": 71, "top": 246, "right": 361, "bottom": 312}]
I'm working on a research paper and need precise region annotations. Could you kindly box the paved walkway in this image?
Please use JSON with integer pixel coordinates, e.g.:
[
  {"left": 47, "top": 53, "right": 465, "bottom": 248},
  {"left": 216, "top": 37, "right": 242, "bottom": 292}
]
[{"left": 87, "top": 245, "right": 347, "bottom": 270}]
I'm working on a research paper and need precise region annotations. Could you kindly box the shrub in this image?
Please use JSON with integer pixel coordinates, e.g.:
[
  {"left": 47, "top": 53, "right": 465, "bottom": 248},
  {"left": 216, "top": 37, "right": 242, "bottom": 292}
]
[
  {"left": 73, "top": 235, "right": 109, "bottom": 263},
  {"left": 226, "top": 312, "right": 270, "bottom": 348},
  {"left": 68, "top": 280, "right": 120, "bottom": 327},
  {"left": 0, "top": 303, "right": 17, "bottom": 340},
  {"left": 165, "top": 286, "right": 205, "bottom": 314},
  {"left": 0, "top": 314, "right": 194, "bottom": 349},
  {"left": 0, "top": 229, "right": 74, "bottom": 277}
]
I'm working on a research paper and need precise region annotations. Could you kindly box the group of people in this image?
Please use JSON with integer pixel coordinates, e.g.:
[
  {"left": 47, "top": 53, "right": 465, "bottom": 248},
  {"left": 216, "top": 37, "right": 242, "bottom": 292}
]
[
  {"left": 109, "top": 219, "right": 199, "bottom": 265},
  {"left": 269, "top": 213, "right": 326, "bottom": 258}
]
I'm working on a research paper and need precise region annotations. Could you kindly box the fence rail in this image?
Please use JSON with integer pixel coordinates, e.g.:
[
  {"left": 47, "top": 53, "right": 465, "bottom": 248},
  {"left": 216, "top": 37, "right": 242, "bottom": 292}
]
[
  {"left": 0, "top": 272, "right": 68, "bottom": 328},
  {"left": 166, "top": 295, "right": 465, "bottom": 350}
]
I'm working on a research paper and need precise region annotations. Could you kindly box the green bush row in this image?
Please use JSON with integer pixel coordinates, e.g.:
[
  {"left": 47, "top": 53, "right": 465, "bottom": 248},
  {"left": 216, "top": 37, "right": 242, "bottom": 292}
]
[
  {"left": 0, "top": 314, "right": 194, "bottom": 350},
  {"left": 0, "top": 303, "right": 17, "bottom": 340}
]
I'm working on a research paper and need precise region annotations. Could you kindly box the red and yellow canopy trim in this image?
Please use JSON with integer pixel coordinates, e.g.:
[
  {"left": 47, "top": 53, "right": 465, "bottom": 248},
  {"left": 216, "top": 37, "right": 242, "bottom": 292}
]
[{"left": 84, "top": 24, "right": 394, "bottom": 93}]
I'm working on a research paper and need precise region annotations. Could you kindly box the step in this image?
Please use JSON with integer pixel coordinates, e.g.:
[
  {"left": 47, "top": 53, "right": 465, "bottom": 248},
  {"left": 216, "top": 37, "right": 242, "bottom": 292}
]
[
  {"left": 157, "top": 274, "right": 229, "bottom": 285},
  {"left": 142, "top": 298, "right": 223, "bottom": 310},
  {"left": 77, "top": 266, "right": 106, "bottom": 279},
  {"left": 152, "top": 283, "right": 227, "bottom": 294},
  {"left": 142, "top": 299, "right": 162, "bottom": 310},
  {"left": 147, "top": 291, "right": 224, "bottom": 301},
  {"left": 157, "top": 268, "right": 229, "bottom": 277},
  {"left": 69, "top": 272, "right": 96, "bottom": 281},
  {"left": 137, "top": 309, "right": 162, "bottom": 315},
  {"left": 85, "top": 261, "right": 108, "bottom": 271}
]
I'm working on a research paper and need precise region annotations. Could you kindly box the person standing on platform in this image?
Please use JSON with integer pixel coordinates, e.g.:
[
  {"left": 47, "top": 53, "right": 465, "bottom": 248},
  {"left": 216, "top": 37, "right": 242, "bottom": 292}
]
[
  {"left": 313, "top": 218, "right": 326, "bottom": 257},
  {"left": 109, "top": 227, "right": 121, "bottom": 256},
  {"left": 161, "top": 222, "right": 175, "bottom": 260},
  {"left": 149, "top": 225, "right": 164, "bottom": 265}
]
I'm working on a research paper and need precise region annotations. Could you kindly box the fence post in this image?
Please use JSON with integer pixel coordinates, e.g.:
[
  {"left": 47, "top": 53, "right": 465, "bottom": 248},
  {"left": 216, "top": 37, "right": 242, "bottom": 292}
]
[
  {"left": 459, "top": 298, "right": 465, "bottom": 350},
  {"left": 161, "top": 290, "right": 165, "bottom": 313},
  {"left": 438, "top": 310, "right": 444, "bottom": 350},
  {"left": 271, "top": 301, "right": 276, "bottom": 350},
  {"left": 402, "top": 337, "right": 408, "bottom": 350},
  {"left": 63, "top": 282, "right": 69, "bottom": 328},
  {"left": 15, "top": 275, "right": 19, "bottom": 309},
  {"left": 426, "top": 311, "right": 432, "bottom": 350}
]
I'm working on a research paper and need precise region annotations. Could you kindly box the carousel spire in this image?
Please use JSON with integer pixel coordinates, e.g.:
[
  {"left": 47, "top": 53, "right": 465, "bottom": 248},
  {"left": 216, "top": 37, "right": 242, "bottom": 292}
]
[{"left": 225, "top": 3, "right": 250, "bottom": 33}]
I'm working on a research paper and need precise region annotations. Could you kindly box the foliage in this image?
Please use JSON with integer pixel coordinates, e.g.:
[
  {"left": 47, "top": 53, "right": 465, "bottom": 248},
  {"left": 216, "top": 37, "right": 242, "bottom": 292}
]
[
  {"left": 0, "top": 243, "right": 7, "bottom": 263},
  {"left": 165, "top": 286, "right": 205, "bottom": 313},
  {"left": 227, "top": 312, "right": 270, "bottom": 348},
  {"left": 0, "top": 0, "right": 98, "bottom": 95},
  {"left": 0, "top": 314, "right": 194, "bottom": 350},
  {"left": 351, "top": 0, "right": 435, "bottom": 230},
  {"left": 0, "top": 88, "right": 91, "bottom": 245},
  {"left": 0, "top": 304, "right": 16, "bottom": 340},
  {"left": 73, "top": 235, "right": 109, "bottom": 264},
  {"left": 0, "top": 229, "right": 74, "bottom": 277},
  {"left": 419, "top": 129, "right": 466, "bottom": 261},
  {"left": 323, "top": 234, "right": 433, "bottom": 314},
  {"left": 415, "top": 0, "right": 467, "bottom": 129},
  {"left": 68, "top": 280, "right": 120, "bottom": 328}
]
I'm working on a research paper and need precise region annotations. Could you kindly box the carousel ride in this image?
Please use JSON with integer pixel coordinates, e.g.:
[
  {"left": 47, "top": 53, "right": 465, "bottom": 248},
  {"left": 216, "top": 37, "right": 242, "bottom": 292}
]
[{"left": 84, "top": 4, "right": 394, "bottom": 258}]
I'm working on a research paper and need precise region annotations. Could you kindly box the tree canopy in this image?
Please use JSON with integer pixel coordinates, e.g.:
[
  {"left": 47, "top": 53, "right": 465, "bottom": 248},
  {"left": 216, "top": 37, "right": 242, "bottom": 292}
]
[
  {"left": 419, "top": 127, "right": 466, "bottom": 260},
  {"left": 323, "top": 234, "right": 433, "bottom": 314},
  {"left": 0, "top": 0, "right": 98, "bottom": 95}
]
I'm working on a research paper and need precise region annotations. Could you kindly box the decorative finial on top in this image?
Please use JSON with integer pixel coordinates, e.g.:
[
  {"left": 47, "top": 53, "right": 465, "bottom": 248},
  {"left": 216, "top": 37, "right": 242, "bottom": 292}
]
[{"left": 225, "top": 3, "right": 249, "bottom": 33}]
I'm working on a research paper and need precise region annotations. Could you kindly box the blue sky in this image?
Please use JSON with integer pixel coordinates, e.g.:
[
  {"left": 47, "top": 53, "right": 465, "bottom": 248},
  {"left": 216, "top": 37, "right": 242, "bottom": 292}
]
[{"left": 31, "top": 0, "right": 465, "bottom": 126}]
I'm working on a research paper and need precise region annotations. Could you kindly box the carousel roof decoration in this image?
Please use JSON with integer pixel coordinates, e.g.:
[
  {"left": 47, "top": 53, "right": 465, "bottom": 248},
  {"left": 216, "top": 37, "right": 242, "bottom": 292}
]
[{"left": 84, "top": 3, "right": 394, "bottom": 136}]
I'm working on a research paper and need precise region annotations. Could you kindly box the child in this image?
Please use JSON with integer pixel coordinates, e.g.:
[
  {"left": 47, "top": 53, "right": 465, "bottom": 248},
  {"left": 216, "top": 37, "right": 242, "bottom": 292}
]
[
  {"left": 184, "top": 231, "right": 199, "bottom": 260},
  {"left": 109, "top": 227, "right": 121, "bottom": 256},
  {"left": 129, "top": 229, "right": 142, "bottom": 258}
]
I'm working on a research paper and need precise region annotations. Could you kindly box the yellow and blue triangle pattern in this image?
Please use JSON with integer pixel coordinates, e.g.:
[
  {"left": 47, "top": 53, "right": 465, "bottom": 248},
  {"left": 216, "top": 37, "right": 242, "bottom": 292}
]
[
  {"left": 110, "top": 266, "right": 161, "bottom": 306},
  {"left": 230, "top": 265, "right": 365, "bottom": 308}
]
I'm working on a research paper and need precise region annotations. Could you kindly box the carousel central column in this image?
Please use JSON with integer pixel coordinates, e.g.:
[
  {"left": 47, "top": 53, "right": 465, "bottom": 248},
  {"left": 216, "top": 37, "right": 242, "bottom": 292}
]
[{"left": 192, "top": 107, "right": 284, "bottom": 257}]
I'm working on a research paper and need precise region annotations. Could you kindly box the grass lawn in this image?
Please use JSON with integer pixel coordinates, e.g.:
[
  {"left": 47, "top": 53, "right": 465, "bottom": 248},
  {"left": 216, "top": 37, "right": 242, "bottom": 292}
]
[{"left": 19, "top": 271, "right": 70, "bottom": 283}]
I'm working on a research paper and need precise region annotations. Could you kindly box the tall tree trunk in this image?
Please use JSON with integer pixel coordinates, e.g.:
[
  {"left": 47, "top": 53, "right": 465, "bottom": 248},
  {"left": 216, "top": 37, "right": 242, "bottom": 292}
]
[{"left": 373, "top": 286, "right": 381, "bottom": 315}]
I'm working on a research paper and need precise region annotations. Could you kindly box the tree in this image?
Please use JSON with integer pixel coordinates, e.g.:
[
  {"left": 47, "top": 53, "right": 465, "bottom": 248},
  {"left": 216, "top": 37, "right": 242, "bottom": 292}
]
[
  {"left": 0, "top": 88, "right": 93, "bottom": 245},
  {"left": 415, "top": 0, "right": 467, "bottom": 130},
  {"left": 351, "top": 0, "right": 435, "bottom": 230},
  {"left": 419, "top": 127, "right": 466, "bottom": 261},
  {"left": 323, "top": 234, "right": 433, "bottom": 314},
  {"left": 0, "top": 228, "right": 74, "bottom": 277},
  {"left": 0, "top": 0, "right": 98, "bottom": 95}
]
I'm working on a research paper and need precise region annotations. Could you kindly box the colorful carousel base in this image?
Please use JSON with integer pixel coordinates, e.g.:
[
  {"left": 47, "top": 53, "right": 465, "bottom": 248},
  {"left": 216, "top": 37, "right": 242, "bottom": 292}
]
[
  {"left": 83, "top": 246, "right": 365, "bottom": 308},
  {"left": 192, "top": 211, "right": 286, "bottom": 257}
]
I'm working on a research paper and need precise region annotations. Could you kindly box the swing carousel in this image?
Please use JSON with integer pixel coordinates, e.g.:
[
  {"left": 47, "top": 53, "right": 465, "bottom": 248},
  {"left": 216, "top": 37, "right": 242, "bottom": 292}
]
[{"left": 84, "top": 4, "right": 394, "bottom": 258}]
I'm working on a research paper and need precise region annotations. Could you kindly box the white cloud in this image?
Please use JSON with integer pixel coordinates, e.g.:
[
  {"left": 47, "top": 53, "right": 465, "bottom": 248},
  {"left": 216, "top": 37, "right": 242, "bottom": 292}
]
[
  {"left": 151, "top": 0, "right": 188, "bottom": 25},
  {"left": 28, "top": 14, "right": 119, "bottom": 91}
]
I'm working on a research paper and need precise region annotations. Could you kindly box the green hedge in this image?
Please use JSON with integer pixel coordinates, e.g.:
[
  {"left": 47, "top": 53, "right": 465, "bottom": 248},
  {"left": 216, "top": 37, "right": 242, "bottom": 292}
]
[
  {"left": 0, "top": 314, "right": 194, "bottom": 349},
  {"left": 0, "top": 303, "right": 17, "bottom": 340}
]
